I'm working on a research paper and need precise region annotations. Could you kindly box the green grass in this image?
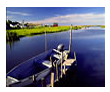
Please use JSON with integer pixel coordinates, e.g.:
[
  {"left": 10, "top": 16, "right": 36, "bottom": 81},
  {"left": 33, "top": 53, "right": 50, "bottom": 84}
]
[
  {"left": 7, "top": 26, "right": 71, "bottom": 37},
  {"left": 101, "top": 25, "right": 105, "bottom": 28},
  {"left": 6, "top": 26, "right": 71, "bottom": 41},
  {"left": 6, "top": 25, "right": 92, "bottom": 41}
]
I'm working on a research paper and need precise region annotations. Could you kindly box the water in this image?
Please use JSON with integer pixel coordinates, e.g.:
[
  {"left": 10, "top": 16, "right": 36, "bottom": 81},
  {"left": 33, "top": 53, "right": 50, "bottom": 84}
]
[{"left": 6, "top": 27, "right": 105, "bottom": 87}]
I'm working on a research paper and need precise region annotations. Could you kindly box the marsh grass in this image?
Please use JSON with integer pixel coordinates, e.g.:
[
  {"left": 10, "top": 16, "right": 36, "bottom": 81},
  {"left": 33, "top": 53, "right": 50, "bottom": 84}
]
[
  {"left": 101, "top": 25, "right": 105, "bottom": 28},
  {"left": 6, "top": 26, "right": 85, "bottom": 41}
]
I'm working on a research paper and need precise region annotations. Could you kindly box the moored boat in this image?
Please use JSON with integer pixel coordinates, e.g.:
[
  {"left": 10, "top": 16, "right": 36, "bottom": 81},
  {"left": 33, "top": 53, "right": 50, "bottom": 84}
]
[{"left": 6, "top": 24, "right": 77, "bottom": 87}]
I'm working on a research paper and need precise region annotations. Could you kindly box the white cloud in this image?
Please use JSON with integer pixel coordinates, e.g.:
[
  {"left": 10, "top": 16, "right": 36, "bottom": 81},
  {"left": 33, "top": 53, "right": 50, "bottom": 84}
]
[
  {"left": 29, "top": 13, "right": 105, "bottom": 25},
  {"left": 7, "top": 11, "right": 31, "bottom": 16},
  {"left": 6, "top": 15, "right": 13, "bottom": 19}
]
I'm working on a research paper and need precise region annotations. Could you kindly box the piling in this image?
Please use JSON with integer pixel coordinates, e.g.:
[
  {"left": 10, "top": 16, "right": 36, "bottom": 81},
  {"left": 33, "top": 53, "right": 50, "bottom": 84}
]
[
  {"left": 61, "top": 52, "right": 63, "bottom": 78},
  {"left": 50, "top": 57, "right": 54, "bottom": 87},
  {"left": 63, "top": 64, "right": 66, "bottom": 75},
  {"left": 51, "top": 73, "right": 54, "bottom": 87},
  {"left": 74, "top": 51, "right": 76, "bottom": 60},
  {"left": 56, "top": 61, "right": 59, "bottom": 81},
  {"left": 45, "top": 29, "right": 47, "bottom": 52},
  {"left": 69, "top": 24, "right": 72, "bottom": 54},
  {"left": 74, "top": 52, "right": 77, "bottom": 66},
  {"left": 32, "top": 75, "right": 36, "bottom": 83},
  {"left": 41, "top": 78, "right": 46, "bottom": 87}
]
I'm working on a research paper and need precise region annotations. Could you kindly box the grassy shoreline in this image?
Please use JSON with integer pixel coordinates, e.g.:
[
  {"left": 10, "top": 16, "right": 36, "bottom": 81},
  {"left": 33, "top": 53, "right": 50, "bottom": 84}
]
[
  {"left": 101, "top": 25, "right": 105, "bottom": 28},
  {"left": 7, "top": 26, "right": 69, "bottom": 36},
  {"left": 6, "top": 25, "right": 104, "bottom": 42},
  {"left": 6, "top": 26, "right": 74, "bottom": 41}
]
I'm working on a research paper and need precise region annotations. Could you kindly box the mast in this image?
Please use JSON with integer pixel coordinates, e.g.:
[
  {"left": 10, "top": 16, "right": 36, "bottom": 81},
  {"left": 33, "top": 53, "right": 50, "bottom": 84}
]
[{"left": 69, "top": 24, "right": 72, "bottom": 54}]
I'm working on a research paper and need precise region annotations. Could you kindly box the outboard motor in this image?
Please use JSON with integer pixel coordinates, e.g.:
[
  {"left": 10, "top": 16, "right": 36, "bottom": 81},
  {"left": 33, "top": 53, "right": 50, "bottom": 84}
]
[{"left": 57, "top": 44, "right": 64, "bottom": 52}]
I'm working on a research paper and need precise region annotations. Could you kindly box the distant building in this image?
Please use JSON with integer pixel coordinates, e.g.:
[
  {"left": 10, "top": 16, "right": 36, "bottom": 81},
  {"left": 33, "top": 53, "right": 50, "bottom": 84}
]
[
  {"left": 6, "top": 20, "right": 28, "bottom": 29},
  {"left": 53, "top": 23, "right": 58, "bottom": 27},
  {"left": 9, "top": 22, "right": 21, "bottom": 28},
  {"left": 27, "top": 23, "right": 43, "bottom": 28}
]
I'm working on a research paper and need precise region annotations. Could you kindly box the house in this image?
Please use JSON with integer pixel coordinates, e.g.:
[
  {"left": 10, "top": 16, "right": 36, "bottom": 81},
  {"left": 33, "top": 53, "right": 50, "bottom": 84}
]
[
  {"left": 53, "top": 23, "right": 58, "bottom": 27},
  {"left": 27, "top": 23, "right": 43, "bottom": 28},
  {"left": 6, "top": 20, "right": 28, "bottom": 29},
  {"left": 10, "top": 23, "right": 22, "bottom": 29}
]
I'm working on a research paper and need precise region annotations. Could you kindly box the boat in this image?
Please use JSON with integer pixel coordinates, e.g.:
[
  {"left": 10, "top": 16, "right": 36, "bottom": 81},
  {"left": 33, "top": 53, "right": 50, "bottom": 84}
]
[{"left": 6, "top": 25, "right": 77, "bottom": 87}]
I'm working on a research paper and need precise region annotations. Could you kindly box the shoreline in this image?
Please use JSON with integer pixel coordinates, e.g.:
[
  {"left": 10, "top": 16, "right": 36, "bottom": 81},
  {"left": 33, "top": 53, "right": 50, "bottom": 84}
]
[{"left": 6, "top": 25, "right": 104, "bottom": 42}]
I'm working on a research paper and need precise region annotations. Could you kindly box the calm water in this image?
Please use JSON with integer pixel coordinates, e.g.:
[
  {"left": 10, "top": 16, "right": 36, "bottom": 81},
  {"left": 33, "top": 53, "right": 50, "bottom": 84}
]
[{"left": 6, "top": 27, "right": 105, "bottom": 87}]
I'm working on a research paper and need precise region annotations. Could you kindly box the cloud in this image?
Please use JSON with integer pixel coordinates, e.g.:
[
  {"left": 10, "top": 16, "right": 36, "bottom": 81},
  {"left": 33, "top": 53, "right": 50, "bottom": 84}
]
[
  {"left": 29, "top": 13, "right": 105, "bottom": 25},
  {"left": 7, "top": 11, "right": 31, "bottom": 16},
  {"left": 6, "top": 15, "right": 13, "bottom": 19}
]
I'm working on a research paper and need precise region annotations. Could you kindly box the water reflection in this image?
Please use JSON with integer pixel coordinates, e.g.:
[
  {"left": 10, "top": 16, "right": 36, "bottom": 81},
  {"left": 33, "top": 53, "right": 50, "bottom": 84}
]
[
  {"left": 6, "top": 27, "right": 105, "bottom": 87},
  {"left": 6, "top": 39, "right": 20, "bottom": 50}
]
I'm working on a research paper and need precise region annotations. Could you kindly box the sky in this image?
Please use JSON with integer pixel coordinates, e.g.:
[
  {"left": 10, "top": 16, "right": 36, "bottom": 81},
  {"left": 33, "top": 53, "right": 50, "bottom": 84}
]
[{"left": 6, "top": 7, "right": 105, "bottom": 25}]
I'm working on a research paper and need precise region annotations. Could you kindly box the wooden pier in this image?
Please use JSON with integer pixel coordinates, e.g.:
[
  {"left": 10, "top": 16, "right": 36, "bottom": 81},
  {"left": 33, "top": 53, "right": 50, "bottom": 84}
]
[{"left": 49, "top": 51, "right": 76, "bottom": 87}]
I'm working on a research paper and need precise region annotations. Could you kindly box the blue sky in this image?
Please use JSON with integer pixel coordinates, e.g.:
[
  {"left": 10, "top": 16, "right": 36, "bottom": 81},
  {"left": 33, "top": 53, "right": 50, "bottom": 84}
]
[{"left": 6, "top": 7, "right": 105, "bottom": 25}]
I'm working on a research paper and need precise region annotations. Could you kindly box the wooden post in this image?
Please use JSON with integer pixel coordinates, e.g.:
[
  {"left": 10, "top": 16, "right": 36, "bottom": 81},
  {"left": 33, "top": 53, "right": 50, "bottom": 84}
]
[
  {"left": 61, "top": 52, "right": 63, "bottom": 78},
  {"left": 56, "top": 61, "right": 59, "bottom": 81},
  {"left": 69, "top": 24, "right": 72, "bottom": 54},
  {"left": 64, "top": 64, "right": 66, "bottom": 75},
  {"left": 50, "top": 57, "right": 54, "bottom": 87},
  {"left": 74, "top": 52, "right": 77, "bottom": 66},
  {"left": 41, "top": 78, "right": 46, "bottom": 87},
  {"left": 45, "top": 29, "right": 47, "bottom": 52},
  {"left": 51, "top": 73, "right": 54, "bottom": 87},
  {"left": 32, "top": 75, "right": 36, "bottom": 82},
  {"left": 74, "top": 51, "right": 76, "bottom": 61}
]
